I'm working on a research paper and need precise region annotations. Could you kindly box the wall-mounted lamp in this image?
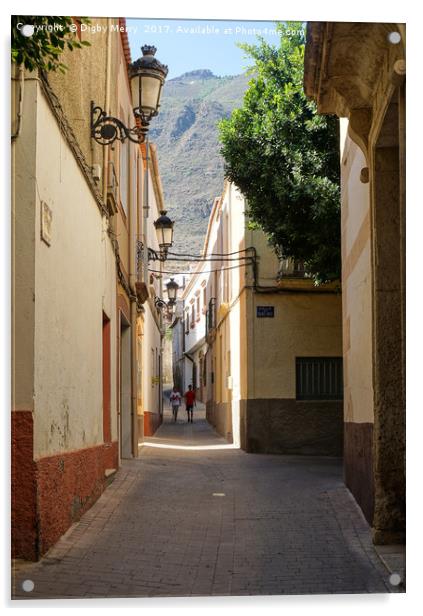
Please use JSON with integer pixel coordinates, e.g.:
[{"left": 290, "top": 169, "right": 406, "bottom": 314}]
[
  {"left": 166, "top": 278, "right": 179, "bottom": 304},
  {"left": 154, "top": 278, "right": 179, "bottom": 313},
  {"left": 153, "top": 210, "right": 174, "bottom": 258},
  {"left": 90, "top": 45, "right": 168, "bottom": 146}
]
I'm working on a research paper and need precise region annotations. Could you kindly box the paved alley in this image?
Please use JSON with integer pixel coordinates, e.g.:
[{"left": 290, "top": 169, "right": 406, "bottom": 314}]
[{"left": 12, "top": 409, "right": 396, "bottom": 599}]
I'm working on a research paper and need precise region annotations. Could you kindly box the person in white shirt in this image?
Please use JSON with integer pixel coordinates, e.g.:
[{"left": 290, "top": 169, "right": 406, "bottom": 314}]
[{"left": 169, "top": 386, "right": 182, "bottom": 422}]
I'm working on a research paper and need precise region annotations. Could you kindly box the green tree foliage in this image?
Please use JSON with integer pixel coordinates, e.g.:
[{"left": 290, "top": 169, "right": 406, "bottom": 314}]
[
  {"left": 11, "top": 16, "right": 90, "bottom": 73},
  {"left": 219, "top": 23, "right": 340, "bottom": 283}
]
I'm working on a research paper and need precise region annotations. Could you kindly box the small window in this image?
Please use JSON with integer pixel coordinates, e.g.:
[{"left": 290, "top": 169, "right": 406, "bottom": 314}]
[{"left": 296, "top": 357, "right": 343, "bottom": 400}]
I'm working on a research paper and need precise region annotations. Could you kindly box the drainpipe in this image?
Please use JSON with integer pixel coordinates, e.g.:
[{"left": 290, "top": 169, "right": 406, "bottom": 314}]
[
  {"left": 184, "top": 352, "right": 195, "bottom": 390},
  {"left": 129, "top": 157, "right": 138, "bottom": 456},
  {"left": 142, "top": 138, "right": 150, "bottom": 287},
  {"left": 130, "top": 299, "right": 138, "bottom": 455},
  {"left": 139, "top": 137, "right": 151, "bottom": 439},
  {"left": 102, "top": 18, "right": 112, "bottom": 206},
  {"left": 11, "top": 64, "right": 25, "bottom": 141},
  {"left": 159, "top": 257, "right": 164, "bottom": 420}
]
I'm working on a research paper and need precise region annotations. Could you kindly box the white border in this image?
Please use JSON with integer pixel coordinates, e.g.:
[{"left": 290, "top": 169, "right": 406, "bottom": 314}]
[{"left": 2, "top": 1, "right": 422, "bottom": 614}]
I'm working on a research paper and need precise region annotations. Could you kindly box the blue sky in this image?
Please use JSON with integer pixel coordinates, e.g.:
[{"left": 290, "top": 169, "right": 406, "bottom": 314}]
[{"left": 126, "top": 19, "right": 283, "bottom": 79}]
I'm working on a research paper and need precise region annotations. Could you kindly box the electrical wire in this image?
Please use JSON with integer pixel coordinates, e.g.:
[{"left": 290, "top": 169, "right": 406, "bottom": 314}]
[
  {"left": 147, "top": 261, "right": 254, "bottom": 276},
  {"left": 164, "top": 255, "right": 252, "bottom": 263},
  {"left": 166, "top": 247, "right": 255, "bottom": 259}
]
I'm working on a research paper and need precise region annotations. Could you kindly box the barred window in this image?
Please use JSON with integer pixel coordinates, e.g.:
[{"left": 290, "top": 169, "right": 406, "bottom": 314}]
[{"left": 296, "top": 357, "right": 343, "bottom": 400}]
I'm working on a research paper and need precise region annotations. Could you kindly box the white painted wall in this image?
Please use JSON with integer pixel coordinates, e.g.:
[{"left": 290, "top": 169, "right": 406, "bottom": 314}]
[
  {"left": 140, "top": 161, "right": 163, "bottom": 417},
  {"left": 33, "top": 84, "right": 117, "bottom": 458}
]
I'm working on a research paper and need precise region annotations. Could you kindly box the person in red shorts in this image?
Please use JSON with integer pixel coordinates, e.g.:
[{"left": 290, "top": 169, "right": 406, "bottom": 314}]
[{"left": 184, "top": 385, "right": 196, "bottom": 423}]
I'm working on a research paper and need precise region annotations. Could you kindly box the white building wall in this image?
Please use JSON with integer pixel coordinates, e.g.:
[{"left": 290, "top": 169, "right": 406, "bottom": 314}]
[
  {"left": 140, "top": 159, "right": 163, "bottom": 418},
  {"left": 141, "top": 303, "right": 162, "bottom": 414},
  {"left": 33, "top": 83, "right": 117, "bottom": 458}
]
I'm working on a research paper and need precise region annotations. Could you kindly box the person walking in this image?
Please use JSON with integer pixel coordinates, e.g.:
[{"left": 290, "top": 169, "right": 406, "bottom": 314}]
[
  {"left": 169, "top": 386, "right": 182, "bottom": 422},
  {"left": 184, "top": 385, "right": 196, "bottom": 423}
]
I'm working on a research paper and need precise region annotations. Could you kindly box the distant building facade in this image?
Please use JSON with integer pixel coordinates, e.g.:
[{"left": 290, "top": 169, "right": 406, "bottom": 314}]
[
  {"left": 181, "top": 263, "right": 210, "bottom": 401},
  {"left": 170, "top": 296, "right": 186, "bottom": 392},
  {"left": 201, "top": 182, "right": 343, "bottom": 453}
]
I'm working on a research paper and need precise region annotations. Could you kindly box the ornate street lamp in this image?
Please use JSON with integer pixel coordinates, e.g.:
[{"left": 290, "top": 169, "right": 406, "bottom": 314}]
[
  {"left": 166, "top": 278, "right": 179, "bottom": 305},
  {"left": 154, "top": 278, "right": 179, "bottom": 315},
  {"left": 91, "top": 45, "right": 168, "bottom": 146},
  {"left": 154, "top": 210, "right": 174, "bottom": 257},
  {"left": 129, "top": 45, "right": 168, "bottom": 128}
]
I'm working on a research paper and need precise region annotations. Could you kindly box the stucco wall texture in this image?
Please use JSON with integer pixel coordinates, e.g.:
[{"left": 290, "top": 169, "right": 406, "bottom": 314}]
[
  {"left": 340, "top": 128, "right": 374, "bottom": 425},
  {"left": 47, "top": 18, "right": 118, "bottom": 171},
  {"left": 33, "top": 83, "right": 117, "bottom": 458},
  {"left": 249, "top": 293, "right": 343, "bottom": 400},
  {"left": 340, "top": 126, "right": 375, "bottom": 525},
  {"left": 12, "top": 75, "right": 118, "bottom": 560}
]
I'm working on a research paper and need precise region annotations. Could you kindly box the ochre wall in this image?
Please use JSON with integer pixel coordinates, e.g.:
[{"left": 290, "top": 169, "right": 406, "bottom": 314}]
[
  {"left": 206, "top": 182, "right": 343, "bottom": 455},
  {"left": 12, "top": 73, "right": 37, "bottom": 412},
  {"left": 47, "top": 19, "right": 118, "bottom": 172},
  {"left": 249, "top": 292, "right": 343, "bottom": 399}
]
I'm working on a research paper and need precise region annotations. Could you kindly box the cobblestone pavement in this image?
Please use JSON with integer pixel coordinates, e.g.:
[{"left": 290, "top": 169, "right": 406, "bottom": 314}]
[{"left": 12, "top": 409, "right": 399, "bottom": 600}]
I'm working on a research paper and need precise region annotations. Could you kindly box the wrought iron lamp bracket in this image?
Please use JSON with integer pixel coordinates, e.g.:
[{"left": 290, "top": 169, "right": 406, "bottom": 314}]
[
  {"left": 154, "top": 297, "right": 168, "bottom": 310},
  {"left": 136, "top": 241, "right": 166, "bottom": 265},
  {"left": 90, "top": 102, "right": 149, "bottom": 146}
]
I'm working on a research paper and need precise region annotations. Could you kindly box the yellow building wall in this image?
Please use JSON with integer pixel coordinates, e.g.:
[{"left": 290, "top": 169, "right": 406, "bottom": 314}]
[
  {"left": 47, "top": 18, "right": 119, "bottom": 172},
  {"left": 12, "top": 71, "right": 37, "bottom": 413},
  {"left": 249, "top": 292, "right": 343, "bottom": 399},
  {"left": 208, "top": 182, "right": 343, "bottom": 453}
]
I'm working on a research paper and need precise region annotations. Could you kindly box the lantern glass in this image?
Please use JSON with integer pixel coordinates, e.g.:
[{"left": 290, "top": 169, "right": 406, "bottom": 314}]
[
  {"left": 160, "top": 226, "right": 173, "bottom": 249},
  {"left": 129, "top": 46, "right": 168, "bottom": 124},
  {"left": 154, "top": 211, "right": 174, "bottom": 253},
  {"left": 131, "top": 74, "right": 162, "bottom": 119}
]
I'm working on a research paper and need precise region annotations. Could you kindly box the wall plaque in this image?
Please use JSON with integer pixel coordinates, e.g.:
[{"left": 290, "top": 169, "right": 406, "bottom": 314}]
[{"left": 256, "top": 306, "right": 274, "bottom": 318}]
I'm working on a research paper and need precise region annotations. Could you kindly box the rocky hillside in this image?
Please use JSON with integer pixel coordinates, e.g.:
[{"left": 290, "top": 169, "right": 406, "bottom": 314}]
[{"left": 149, "top": 69, "right": 250, "bottom": 258}]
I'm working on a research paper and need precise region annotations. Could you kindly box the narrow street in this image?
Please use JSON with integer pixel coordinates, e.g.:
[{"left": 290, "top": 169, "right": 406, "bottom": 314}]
[{"left": 13, "top": 403, "right": 394, "bottom": 599}]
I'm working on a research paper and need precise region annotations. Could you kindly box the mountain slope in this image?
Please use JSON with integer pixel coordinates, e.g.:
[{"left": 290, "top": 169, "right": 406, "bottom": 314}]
[{"left": 149, "top": 70, "right": 250, "bottom": 257}]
